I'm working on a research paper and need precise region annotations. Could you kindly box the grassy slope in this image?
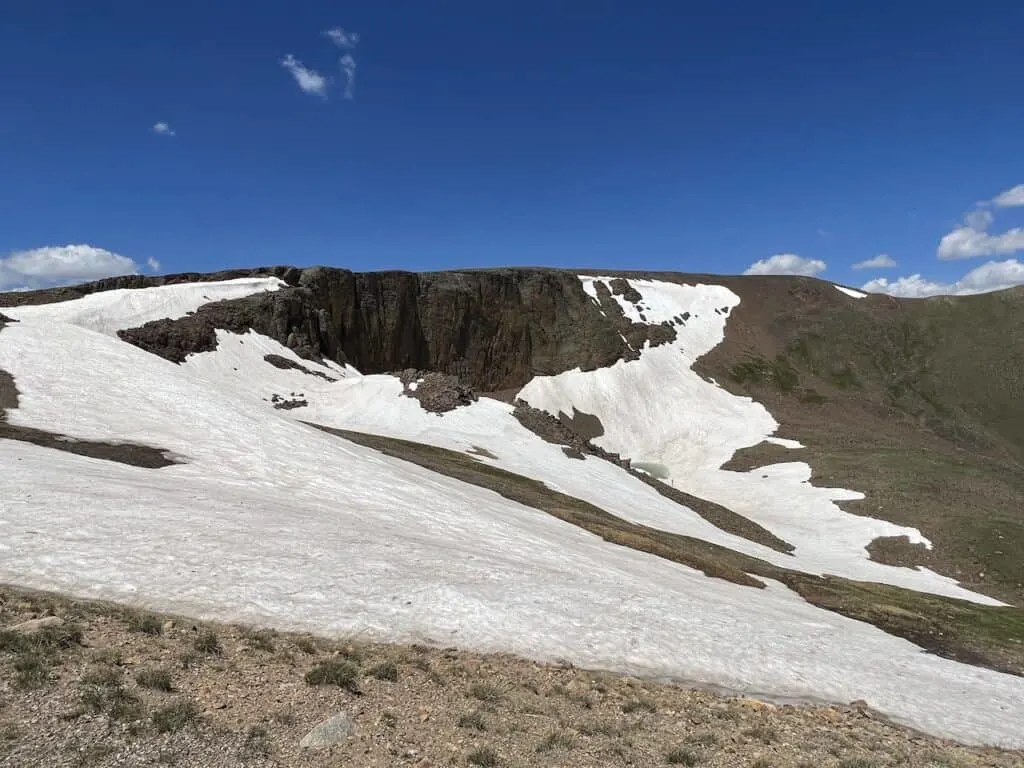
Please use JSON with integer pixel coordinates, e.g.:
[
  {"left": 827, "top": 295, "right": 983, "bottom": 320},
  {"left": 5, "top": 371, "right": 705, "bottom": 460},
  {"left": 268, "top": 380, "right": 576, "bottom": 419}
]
[
  {"left": 693, "top": 279, "right": 1024, "bottom": 607},
  {"left": 313, "top": 425, "right": 1024, "bottom": 678}
]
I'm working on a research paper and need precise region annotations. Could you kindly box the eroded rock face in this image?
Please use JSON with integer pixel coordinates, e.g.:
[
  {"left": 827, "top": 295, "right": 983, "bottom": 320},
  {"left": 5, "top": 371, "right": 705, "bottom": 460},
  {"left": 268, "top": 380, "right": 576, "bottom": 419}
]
[{"left": 399, "top": 369, "right": 478, "bottom": 414}]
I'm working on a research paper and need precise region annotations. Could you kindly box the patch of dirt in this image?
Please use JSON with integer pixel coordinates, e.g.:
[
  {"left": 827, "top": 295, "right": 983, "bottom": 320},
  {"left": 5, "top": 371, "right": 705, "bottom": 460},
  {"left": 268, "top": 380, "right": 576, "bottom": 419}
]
[
  {"left": 263, "top": 354, "right": 338, "bottom": 382},
  {"left": 466, "top": 446, "right": 498, "bottom": 460},
  {"left": 2, "top": 585, "right": 1020, "bottom": 768}
]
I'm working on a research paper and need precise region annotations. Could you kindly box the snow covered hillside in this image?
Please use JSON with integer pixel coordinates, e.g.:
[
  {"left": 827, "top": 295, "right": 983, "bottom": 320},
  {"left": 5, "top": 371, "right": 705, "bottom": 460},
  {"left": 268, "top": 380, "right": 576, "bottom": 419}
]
[{"left": 1, "top": 277, "right": 1022, "bottom": 747}]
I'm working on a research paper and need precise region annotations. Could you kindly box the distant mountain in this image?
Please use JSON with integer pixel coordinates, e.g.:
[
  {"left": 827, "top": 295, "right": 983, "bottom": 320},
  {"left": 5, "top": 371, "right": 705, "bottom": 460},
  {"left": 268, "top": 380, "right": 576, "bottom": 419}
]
[{"left": 1, "top": 268, "right": 1022, "bottom": 747}]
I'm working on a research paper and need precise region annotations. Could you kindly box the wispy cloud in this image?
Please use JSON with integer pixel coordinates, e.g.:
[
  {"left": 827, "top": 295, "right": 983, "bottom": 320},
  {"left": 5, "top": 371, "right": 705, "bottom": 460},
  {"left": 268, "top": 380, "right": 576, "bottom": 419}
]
[
  {"left": 0, "top": 245, "right": 144, "bottom": 291},
  {"left": 280, "top": 54, "right": 329, "bottom": 97},
  {"left": 152, "top": 122, "right": 176, "bottom": 137},
  {"left": 853, "top": 254, "right": 897, "bottom": 270},
  {"left": 324, "top": 27, "right": 360, "bottom": 49},
  {"left": 146, "top": 256, "right": 161, "bottom": 272},
  {"left": 861, "top": 259, "right": 1024, "bottom": 298},
  {"left": 937, "top": 184, "right": 1024, "bottom": 260},
  {"left": 743, "top": 253, "right": 827, "bottom": 277},
  {"left": 993, "top": 184, "right": 1024, "bottom": 208},
  {"left": 339, "top": 54, "right": 356, "bottom": 99}
]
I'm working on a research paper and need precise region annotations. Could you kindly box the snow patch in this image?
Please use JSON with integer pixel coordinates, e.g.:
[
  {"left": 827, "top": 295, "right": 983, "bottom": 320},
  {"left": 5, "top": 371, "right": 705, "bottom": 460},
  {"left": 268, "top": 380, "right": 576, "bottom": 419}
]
[{"left": 835, "top": 285, "right": 867, "bottom": 299}]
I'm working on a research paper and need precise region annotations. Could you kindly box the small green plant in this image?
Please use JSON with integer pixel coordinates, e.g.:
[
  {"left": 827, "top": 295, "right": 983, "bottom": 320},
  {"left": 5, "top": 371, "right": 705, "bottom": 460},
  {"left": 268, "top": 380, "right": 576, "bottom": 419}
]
[
  {"left": 304, "top": 659, "right": 360, "bottom": 692},
  {"left": 193, "top": 628, "right": 222, "bottom": 655},
  {"left": 536, "top": 730, "right": 574, "bottom": 752},
  {"left": 621, "top": 697, "right": 656, "bottom": 714},
  {"left": 466, "top": 746, "right": 499, "bottom": 766},
  {"left": 369, "top": 660, "right": 399, "bottom": 682},
  {"left": 106, "top": 686, "right": 146, "bottom": 723},
  {"left": 666, "top": 748, "right": 700, "bottom": 765},
  {"left": 469, "top": 682, "right": 504, "bottom": 702},
  {"left": 136, "top": 666, "right": 174, "bottom": 692},
  {"left": 457, "top": 710, "right": 487, "bottom": 731},
  {"left": 152, "top": 699, "right": 200, "bottom": 734},
  {"left": 126, "top": 612, "right": 164, "bottom": 636}
]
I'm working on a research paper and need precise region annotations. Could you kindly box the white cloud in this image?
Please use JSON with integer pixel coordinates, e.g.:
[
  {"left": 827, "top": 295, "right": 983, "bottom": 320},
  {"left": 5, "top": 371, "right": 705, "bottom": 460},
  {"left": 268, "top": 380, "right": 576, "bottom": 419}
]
[
  {"left": 993, "top": 184, "right": 1024, "bottom": 208},
  {"left": 853, "top": 254, "right": 897, "bottom": 270},
  {"left": 280, "top": 54, "right": 328, "bottom": 97},
  {"left": 146, "top": 257, "right": 161, "bottom": 272},
  {"left": 861, "top": 259, "right": 1024, "bottom": 298},
  {"left": 937, "top": 225, "right": 1024, "bottom": 260},
  {"left": 937, "top": 185, "right": 1024, "bottom": 259},
  {"left": 324, "top": 27, "right": 360, "bottom": 49},
  {"left": 340, "top": 54, "right": 356, "bottom": 99},
  {"left": 743, "top": 253, "right": 827, "bottom": 277},
  {"left": 0, "top": 245, "right": 143, "bottom": 291},
  {"left": 152, "top": 122, "right": 175, "bottom": 137}
]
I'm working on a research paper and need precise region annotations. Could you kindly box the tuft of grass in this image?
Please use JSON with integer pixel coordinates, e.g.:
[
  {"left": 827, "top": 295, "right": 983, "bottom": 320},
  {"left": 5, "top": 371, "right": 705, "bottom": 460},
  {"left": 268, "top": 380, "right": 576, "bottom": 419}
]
[
  {"left": 666, "top": 748, "right": 701, "bottom": 766},
  {"left": 126, "top": 612, "right": 164, "bottom": 636},
  {"left": 293, "top": 636, "right": 318, "bottom": 655},
  {"left": 152, "top": 699, "right": 200, "bottom": 734},
  {"left": 469, "top": 682, "right": 504, "bottom": 702},
  {"left": 457, "top": 710, "right": 487, "bottom": 731},
  {"left": 369, "top": 660, "right": 399, "bottom": 682},
  {"left": 536, "top": 730, "right": 575, "bottom": 752},
  {"left": 272, "top": 708, "right": 297, "bottom": 726},
  {"left": 750, "top": 758, "right": 772, "bottom": 768},
  {"left": 242, "top": 629, "right": 276, "bottom": 652},
  {"left": 81, "top": 663, "right": 123, "bottom": 687},
  {"left": 193, "top": 628, "right": 222, "bottom": 655},
  {"left": 379, "top": 710, "right": 398, "bottom": 728},
  {"left": 106, "top": 686, "right": 146, "bottom": 723},
  {"left": 135, "top": 666, "right": 175, "bottom": 692},
  {"left": 743, "top": 724, "right": 779, "bottom": 744},
  {"left": 621, "top": 697, "right": 657, "bottom": 714},
  {"left": 466, "top": 746, "right": 500, "bottom": 766},
  {"left": 838, "top": 759, "right": 881, "bottom": 768},
  {"left": 239, "top": 725, "right": 273, "bottom": 761},
  {"left": 304, "top": 659, "right": 360, "bottom": 692},
  {"left": 687, "top": 732, "right": 719, "bottom": 748},
  {"left": 13, "top": 652, "right": 51, "bottom": 689},
  {"left": 180, "top": 650, "right": 202, "bottom": 670}
]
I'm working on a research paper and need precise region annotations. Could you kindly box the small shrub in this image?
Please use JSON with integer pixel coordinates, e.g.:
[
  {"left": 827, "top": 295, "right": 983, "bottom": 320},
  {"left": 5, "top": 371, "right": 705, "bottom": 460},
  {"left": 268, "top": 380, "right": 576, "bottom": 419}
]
[
  {"left": 180, "top": 650, "right": 202, "bottom": 670},
  {"left": 193, "top": 629, "right": 222, "bottom": 655},
  {"left": 78, "top": 687, "right": 107, "bottom": 714},
  {"left": 466, "top": 746, "right": 499, "bottom": 766},
  {"left": 379, "top": 710, "right": 398, "bottom": 728},
  {"left": 750, "top": 758, "right": 772, "bottom": 768},
  {"left": 536, "top": 730, "right": 574, "bottom": 752},
  {"left": 243, "top": 629, "right": 276, "bottom": 652},
  {"left": 81, "top": 664, "right": 123, "bottom": 687},
  {"left": 136, "top": 667, "right": 174, "bottom": 692},
  {"left": 126, "top": 612, "right": 163, "bottom": 636},
  {"left": 152, "top": 699, "right": 200, "bottom": 734},
  {"left": 621, "top": 697, "right": 656, "bottom": 714},
  {"left": 457, "top": 710, "right": 487, "bottom": 731},
  {"left": 293, "top": 636, "right": 318, "bottom": 655},
  {"left": 35, "top": 623, "right": 84, "bottom": 651},
  {"left": 369, "top": 661, "right": 398, "bottom": 682},
  {"left": 304, "top": 659, "right": 360, "bottom": 692},
  {"left": 12, "top": 653, "right": 50, "bottom": 689},
  {"left": 839, "top": 760, "right": 880, "bottom": 768},
  {"left": 666, "top": 748, "right": 700, "bottom": 765},
  {"left": 469, "top": 682, "right": 503, "bottom": 702},
  {"left": 239, "top": 725, "right": 273, "bottom": 761},
  {"left": 687, "top": 732, "right": 719, "bottom": 748},
  {"left": 743, "top": 725, "right": 779, "bottom": 744},
  {"left": 106, "top": 687, "right": 146, "bottom": 723},
  {"left": 272, "top": 708, "right": 297, "bottom": 726}
]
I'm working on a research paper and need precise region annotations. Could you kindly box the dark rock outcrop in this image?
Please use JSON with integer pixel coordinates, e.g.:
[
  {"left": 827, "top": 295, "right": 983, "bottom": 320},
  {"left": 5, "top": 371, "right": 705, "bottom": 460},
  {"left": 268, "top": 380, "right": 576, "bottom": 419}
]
[{"left": 399, "top": 369, "right": 478, "bottom": 414}]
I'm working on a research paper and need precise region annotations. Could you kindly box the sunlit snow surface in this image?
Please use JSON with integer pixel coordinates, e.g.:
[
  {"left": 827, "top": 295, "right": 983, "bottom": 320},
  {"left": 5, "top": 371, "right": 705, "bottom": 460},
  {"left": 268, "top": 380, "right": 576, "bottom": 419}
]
[
  {"left": 1, "top": 278, "right": 1022, "bottom": 747},
  {"left": 835, "top": 285, "right": 868, "bottom": 299}
]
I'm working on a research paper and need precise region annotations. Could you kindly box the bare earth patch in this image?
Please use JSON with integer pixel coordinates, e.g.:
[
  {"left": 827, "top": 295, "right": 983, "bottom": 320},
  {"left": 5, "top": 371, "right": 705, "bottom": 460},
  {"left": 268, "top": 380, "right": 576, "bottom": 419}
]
[{"left": 1, "top": 585, "right": 1020, "bottom": 768}]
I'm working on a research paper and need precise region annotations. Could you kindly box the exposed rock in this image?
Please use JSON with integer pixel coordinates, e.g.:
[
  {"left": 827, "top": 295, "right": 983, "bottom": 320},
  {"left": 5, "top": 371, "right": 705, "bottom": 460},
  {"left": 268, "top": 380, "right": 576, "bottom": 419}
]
[
  {"left": 608, "top": 277, "right": 642, "bottom": 304},
  {"left": 11, "top": 616, "right": 65, "bottom": 633},
  {"left": 299, "top": 711, "right": 357, "bottom": 749},
  {"left": 399, "top": 369, "right": 478, "bottom": 413},
  {"left": 270, "top": 393, "right": 309, "bottom": 410},
  {"left": 263, "top": 354, "right": 337, "bottom": 382},
  {"left": 0, "top": 313, "right": 14, "bottom": 326}
]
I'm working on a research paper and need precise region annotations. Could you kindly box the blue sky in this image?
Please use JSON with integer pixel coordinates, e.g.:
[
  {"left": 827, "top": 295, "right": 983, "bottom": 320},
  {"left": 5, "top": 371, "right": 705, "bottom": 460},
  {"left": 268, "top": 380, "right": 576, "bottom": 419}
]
[{"left": 2, "top": 1, "right": 1023, "bottom": 295}]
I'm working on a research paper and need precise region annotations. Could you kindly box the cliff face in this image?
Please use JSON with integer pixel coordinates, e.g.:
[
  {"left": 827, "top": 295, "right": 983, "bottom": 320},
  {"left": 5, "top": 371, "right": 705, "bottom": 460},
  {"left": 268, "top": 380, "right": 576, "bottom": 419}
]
[{"left": 58, "top": 267, "right": 670, "bottom": 392}]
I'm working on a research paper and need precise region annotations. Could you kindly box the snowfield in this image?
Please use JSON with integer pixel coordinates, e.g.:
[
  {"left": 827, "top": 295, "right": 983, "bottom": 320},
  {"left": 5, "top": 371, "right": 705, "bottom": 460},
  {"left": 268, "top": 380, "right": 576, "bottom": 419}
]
[{"left": 1, "top": 278, "right": 1022, "bottom": 747}]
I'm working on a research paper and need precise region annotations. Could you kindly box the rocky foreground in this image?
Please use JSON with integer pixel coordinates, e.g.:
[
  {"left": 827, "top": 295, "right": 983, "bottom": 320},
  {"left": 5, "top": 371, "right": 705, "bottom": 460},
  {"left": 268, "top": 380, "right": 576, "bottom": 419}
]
[{"left": 0, "top": 586, "right": 1019, "bottom": 768}]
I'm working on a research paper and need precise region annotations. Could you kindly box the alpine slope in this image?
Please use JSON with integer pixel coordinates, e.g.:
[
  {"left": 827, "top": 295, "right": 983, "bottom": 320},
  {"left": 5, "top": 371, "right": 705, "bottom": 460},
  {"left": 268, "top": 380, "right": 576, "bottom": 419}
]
[{"left": 0, "top": 274, "right": 1021, "bottom": 748}]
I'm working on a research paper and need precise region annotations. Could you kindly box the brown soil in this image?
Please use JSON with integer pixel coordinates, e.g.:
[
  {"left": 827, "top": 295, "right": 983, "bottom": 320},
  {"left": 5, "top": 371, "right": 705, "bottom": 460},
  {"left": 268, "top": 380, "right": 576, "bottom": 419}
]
[{"left": 2, "top": 585, "right": 1020, "bottom": 768}]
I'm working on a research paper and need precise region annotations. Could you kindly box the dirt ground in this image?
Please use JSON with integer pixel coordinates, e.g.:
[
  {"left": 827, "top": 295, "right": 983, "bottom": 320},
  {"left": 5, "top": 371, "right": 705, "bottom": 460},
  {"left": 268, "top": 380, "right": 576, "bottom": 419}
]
[{"left": 1, "top": 585, "right": 1020, "bottom": 768}]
